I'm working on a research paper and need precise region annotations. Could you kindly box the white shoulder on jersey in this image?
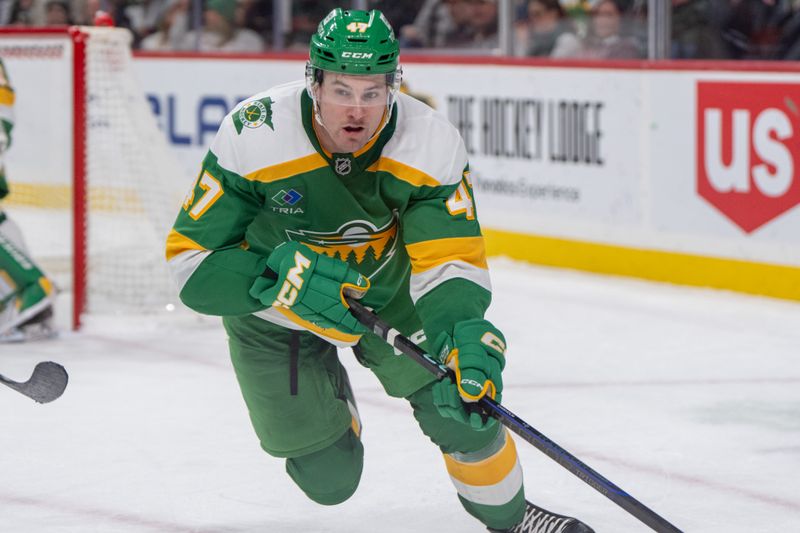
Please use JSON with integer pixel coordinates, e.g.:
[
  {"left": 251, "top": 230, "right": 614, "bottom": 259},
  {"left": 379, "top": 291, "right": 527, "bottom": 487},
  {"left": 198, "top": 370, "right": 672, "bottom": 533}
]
[
  {"left": 381, "top": 92, "right": 468, "bottom": 187},
  {"left": 211, "top": 80, "right": 314, "bottom": 178}
]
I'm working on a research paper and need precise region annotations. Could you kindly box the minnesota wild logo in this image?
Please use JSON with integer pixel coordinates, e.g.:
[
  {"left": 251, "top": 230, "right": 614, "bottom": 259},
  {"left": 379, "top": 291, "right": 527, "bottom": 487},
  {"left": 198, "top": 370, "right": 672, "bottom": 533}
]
[
  {"left": 285, "top": 213, "right": 398, "bottom": 278},
  {"left": 234, "top": 96, "right": 274, "bottom": 134}
]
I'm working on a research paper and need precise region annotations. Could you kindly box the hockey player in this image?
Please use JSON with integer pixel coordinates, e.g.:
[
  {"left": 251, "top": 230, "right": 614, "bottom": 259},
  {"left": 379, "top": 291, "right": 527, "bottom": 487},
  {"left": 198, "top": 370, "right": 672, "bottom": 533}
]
[
  {"left": 0, "top": 58, "right": 56, "bottom": 342},
  {"left": 167, "top": 8, "right": 592, "bottom": 533}
]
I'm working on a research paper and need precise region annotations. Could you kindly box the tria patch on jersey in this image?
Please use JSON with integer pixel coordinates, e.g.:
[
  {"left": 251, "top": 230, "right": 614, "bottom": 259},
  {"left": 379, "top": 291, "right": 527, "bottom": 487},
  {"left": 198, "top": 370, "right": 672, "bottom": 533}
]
[
  {"left": 285, "top": 213, "right": 398, "bottom": 277},
  {"left": 233, "top": 97, "right": 274, "bottom": 134},
  {"left": 270, "top": 188, "right": 304, "bottom": 215}
]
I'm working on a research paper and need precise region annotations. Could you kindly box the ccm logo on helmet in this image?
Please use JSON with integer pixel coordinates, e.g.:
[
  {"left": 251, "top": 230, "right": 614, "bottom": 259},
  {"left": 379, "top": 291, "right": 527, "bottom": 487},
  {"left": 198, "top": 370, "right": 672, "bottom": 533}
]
[{"left": 341, "top": 52, "right": 374, "bottom": 58}]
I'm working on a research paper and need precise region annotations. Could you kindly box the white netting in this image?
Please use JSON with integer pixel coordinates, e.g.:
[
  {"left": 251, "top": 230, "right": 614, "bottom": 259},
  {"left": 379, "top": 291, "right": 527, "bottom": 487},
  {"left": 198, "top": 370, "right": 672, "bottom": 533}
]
[{"left": 81, "top": 27, "right": 183, "bottom": 314}]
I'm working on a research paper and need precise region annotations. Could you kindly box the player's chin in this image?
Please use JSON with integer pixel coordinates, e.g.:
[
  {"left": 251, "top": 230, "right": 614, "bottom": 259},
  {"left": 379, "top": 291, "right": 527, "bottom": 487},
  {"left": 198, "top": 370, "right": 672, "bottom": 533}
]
[{"left": 339, "top": 131, "right": 368, "bottom": 150}]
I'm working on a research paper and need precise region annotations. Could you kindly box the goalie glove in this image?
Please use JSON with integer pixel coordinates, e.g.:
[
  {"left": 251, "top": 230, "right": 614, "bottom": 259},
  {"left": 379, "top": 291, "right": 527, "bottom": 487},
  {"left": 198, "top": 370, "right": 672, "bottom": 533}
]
[
  {"left": 249, "top": 241, "right": 369, "bottom": 336},
  {"left": 431, "top": 318, "right": 507, "bottom": 431}
]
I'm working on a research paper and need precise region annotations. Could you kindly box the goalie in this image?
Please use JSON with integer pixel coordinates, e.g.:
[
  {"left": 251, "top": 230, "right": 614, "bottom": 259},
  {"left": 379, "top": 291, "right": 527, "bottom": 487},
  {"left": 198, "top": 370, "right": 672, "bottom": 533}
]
[{"left": 0, "top": 58, "right": 56, "bottom": 342}]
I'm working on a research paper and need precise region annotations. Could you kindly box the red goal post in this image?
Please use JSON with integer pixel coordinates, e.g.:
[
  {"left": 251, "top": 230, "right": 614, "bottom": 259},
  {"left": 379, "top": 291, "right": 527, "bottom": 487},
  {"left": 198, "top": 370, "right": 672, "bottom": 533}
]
[{"left": 0, "top": 26, "right": 183, "bottom": 329}]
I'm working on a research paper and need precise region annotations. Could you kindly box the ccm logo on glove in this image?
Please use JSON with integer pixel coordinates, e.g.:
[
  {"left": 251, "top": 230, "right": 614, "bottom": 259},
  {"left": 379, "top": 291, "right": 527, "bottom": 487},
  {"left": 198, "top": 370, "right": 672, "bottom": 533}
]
[
  {"left": 274, "top": 251, "right": 312, "bottom": 308},
  {"left": 249, "top": 241, "right": 369, "bottom": 336}
]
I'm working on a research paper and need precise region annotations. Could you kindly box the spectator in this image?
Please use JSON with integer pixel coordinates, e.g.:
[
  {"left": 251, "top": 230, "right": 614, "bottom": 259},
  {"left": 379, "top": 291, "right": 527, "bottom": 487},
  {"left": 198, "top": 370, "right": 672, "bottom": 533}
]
[
  {"left": 369, "top": 0, "right": 427, "bottom": 30},
  {"left": 774, "top": 3, "right": 800, "bottom": 59},
  {"left": 401, "top": 0, "right": 497, "bottom": 50},
  {"left": 671, "top": 0, "right": 729, "bottom": 58},
  {"left": 44, "top": 0, "right": 71, "bottom": 25},
  {"left": 78, "top": 0, "right": 131, "bottom": 27},
  {"left": 465, "top": 0, "right": 499, "bottom": 49},
  {"left": 400, "top": 0, "right": 453, "bottom": 48},
  {"left": 578, "top": 0, "right": 643, "bottom": 59},
  {"left": 180, "top": 0, "right": 265, "bottom": 52},
  {"left": 125, "top": 0, "right": 170, "bottom": 46},
  {"left": 140, "top": 0, "right": 190, "bottom": 51},
  {"left": 235, "top": 0, "right": 272, "bottom": 45},
  {"left": 722, "top": 0, "right": 790, "bottom": 59},
  {"left": 285, "top": 0, "right": 334, "bottom": 49},
  {"left": 515, "top": 0, "right": 582, "bottom": 57},
  {"left": 8, "top": 0, "right": 43, "bottom": 25}
]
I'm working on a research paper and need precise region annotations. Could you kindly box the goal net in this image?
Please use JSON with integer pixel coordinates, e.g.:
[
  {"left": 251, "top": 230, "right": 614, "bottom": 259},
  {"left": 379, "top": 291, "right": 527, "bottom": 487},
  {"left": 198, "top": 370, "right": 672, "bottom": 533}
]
[{"left": 0, "top": 27, "right": 186, "bottom": 329}]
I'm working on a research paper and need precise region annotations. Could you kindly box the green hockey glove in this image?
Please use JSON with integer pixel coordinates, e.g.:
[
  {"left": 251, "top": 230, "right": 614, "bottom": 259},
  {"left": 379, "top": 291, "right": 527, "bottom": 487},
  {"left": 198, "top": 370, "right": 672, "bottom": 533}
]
[
  {"left": 249, "top": 242, "right": 369, "bottom": 335},
  {"left": 431, "top": 318, "right": 506, "bottom": 430}
]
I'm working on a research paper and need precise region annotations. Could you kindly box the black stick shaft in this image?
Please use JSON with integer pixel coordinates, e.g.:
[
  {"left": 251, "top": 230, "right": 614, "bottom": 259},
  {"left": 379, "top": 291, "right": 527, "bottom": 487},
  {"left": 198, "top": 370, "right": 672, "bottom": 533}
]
[{"left": 347, "top": 298, "right": 683, "bottom": 533}]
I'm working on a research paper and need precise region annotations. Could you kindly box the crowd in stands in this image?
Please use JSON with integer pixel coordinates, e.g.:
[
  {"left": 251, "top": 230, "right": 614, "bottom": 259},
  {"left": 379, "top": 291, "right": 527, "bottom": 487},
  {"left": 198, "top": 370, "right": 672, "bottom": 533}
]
[{"left": 1, "top": 0, "right": 800, "bottom": 59}]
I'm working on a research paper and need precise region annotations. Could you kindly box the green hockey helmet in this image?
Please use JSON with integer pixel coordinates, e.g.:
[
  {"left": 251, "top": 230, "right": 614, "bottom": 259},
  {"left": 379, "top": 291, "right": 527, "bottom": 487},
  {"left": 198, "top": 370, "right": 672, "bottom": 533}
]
[
  {"left": 306, "top": 9, "right": 402, "bottom": 107},
  {"left": 309, "top": 8, "right": 400, "bottom": 75}
]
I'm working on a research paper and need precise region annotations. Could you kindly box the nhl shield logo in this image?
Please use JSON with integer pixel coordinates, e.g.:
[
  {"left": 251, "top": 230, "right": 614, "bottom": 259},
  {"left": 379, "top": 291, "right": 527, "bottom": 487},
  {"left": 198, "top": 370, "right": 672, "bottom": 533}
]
[{"left": 334, "top": 157, "right": 352, "bottom": 176}]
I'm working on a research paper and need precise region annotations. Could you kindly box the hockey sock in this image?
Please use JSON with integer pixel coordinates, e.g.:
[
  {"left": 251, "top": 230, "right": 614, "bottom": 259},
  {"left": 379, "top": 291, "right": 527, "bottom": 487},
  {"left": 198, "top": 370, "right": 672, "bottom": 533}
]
[{"left": 443, "top": 429, "right": 526, "bottom": 531}]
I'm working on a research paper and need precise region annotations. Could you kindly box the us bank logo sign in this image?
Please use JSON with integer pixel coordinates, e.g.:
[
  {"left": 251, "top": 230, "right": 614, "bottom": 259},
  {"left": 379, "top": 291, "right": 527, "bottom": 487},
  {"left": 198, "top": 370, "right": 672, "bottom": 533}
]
[{"left": 697, "top": 81, "right": 800, "bottom": 233}]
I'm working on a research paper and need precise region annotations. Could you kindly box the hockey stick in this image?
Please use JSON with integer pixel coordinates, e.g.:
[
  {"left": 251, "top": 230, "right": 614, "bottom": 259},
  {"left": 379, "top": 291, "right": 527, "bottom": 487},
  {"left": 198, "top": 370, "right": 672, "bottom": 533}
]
[
  {"left": 0, "top": 362, "right": 68, "bottom": 403},
  {"left": 345, "top": 298, "right": 683, "bottom": 533}
]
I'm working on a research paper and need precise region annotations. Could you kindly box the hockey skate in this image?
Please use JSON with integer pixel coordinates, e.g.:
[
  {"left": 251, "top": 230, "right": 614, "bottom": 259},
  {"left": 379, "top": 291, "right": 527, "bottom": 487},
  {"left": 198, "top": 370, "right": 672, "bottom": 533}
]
[
  {"left": 0, "top": 279, "right": 56, "bottom": 341},
  {"left": 488, "top": 500, "right": 594, "bottom": 533}
]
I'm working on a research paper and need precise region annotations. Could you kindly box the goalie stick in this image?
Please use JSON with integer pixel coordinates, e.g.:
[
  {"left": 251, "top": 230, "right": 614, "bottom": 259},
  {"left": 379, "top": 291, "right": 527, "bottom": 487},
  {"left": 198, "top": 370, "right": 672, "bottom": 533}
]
[
  {"left": 0, "top": 362, "right": 68, "bottom": 403},
  {"left": 345, "top": 298, "right": 683, "bottom": 533}
]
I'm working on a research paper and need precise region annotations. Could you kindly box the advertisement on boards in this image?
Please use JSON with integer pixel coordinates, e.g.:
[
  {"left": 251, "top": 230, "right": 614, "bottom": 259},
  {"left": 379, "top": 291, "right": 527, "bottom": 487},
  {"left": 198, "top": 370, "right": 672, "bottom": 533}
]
[
  {"left": 137, "top": 57, "right": 300, "bottom": 178},
  {"left": 697, "top": 81, "right": 800, "bottom": 234},
  {"left": 400, "top": 64, "right": 644, "bottom": 234},
  {"left": 650, "top": 71, "right": 800, "bottom": 265},
  {"left": 133, "top": 57, "right": 800, "bottom": 268}
]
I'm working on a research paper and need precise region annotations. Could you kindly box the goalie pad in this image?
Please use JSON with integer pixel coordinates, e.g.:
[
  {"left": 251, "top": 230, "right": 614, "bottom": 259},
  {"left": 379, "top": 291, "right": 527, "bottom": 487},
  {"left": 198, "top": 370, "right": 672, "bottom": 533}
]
[{"left": 0, "top": 213, "right": 56, "bottom": 337}]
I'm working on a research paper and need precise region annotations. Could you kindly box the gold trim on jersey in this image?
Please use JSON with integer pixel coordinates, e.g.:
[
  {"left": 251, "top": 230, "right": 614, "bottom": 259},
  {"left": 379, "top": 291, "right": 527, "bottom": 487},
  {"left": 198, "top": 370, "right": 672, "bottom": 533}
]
[
  {"left": 406, "top": 236, "right": 488, "bottom": 274},
  {"left": 274, "top": 306, "right": 362, "bottom": 344},
  {"left": 165, "top": 228, "right": 207, "bottom": 261},
  {"left": 244, "top": 153, "right": 327, "bottom": 183},
  {"left": 0, "top": 86, "right": 15, "bottom": 106},
  {"left": 367, "top": 157, "right": 441, "bottom": 188}
]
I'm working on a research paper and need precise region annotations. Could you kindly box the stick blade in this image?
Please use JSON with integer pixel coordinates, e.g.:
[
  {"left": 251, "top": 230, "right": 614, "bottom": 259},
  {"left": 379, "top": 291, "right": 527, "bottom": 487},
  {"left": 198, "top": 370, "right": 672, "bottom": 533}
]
[{"left": 24, "top": 362, "right": 69, "bottom": 403}]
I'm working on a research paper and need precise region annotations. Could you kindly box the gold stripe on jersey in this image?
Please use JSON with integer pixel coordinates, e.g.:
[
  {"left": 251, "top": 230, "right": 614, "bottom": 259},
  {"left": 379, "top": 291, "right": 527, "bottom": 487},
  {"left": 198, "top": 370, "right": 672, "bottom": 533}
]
[
  {"left": 274, "top": 306, "right": 362, "bottom": 344},
  {"left": 244, "top": 153, "right": 327, "bottom": 183},
  {"left": 406, "top": 236, "right": 488, "bottom": 274},
  {"left": 0, "top": 86, "right": 14, "bottom": 106},
  {"left": 165, "top": 228, "right": 207, "bottom": 261},
  {"left": 368, "top": 157, "right": 441, "bottom": 188}
]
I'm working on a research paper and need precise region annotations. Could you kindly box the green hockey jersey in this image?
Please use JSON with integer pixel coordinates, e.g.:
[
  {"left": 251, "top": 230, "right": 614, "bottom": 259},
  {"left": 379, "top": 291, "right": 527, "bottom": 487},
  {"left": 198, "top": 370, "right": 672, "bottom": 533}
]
[{"left": 167, "top": 80, "right": 491, "bottom": 347}]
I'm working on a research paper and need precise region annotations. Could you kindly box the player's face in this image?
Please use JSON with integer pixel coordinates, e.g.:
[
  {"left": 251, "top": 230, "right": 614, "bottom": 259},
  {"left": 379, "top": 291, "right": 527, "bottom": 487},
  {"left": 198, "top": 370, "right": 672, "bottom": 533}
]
[{"left": 315, "top": 73, "right": 389, "bottom": 153}]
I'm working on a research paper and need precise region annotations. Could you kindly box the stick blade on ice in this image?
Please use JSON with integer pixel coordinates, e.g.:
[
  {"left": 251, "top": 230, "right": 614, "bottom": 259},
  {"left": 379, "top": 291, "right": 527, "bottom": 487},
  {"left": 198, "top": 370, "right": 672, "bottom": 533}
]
[{"left": 0, "top": 362, "right": 69, "bottom": 404}]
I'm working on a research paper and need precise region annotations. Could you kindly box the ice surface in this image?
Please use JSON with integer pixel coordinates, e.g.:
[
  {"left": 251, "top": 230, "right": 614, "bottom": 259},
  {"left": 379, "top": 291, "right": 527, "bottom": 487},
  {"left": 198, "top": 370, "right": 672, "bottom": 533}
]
[{"left": 2, "top": 258, "right": 799, "bottom": 532}]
